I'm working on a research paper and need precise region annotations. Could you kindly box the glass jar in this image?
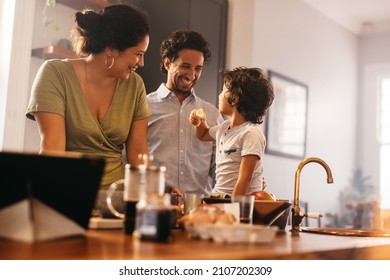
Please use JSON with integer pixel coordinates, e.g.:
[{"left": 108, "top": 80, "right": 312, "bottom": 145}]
[{"left": 135, "top": 194, "right": 176, "bottom": 242}]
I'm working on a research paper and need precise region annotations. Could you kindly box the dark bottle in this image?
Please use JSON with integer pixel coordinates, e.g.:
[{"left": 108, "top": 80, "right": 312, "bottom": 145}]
[{"left": 124, "top": 201, "right": 137, "bottom": 234}]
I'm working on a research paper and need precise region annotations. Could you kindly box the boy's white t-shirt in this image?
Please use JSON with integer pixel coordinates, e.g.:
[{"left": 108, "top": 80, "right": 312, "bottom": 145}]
[{"left": 209, "top": 120, "right": 266, "bottom": 195}]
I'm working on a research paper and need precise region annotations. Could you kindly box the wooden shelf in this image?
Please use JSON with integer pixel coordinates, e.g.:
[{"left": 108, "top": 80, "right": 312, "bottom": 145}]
[
  {"left": 31, "top": 1, "right": 112, "bottom": 60},
  {"left": 57, "top": 0, "right": 110, "bottom": 11},
  {"left": 31, "top": 45, "right": 77, "bottom": 60}
]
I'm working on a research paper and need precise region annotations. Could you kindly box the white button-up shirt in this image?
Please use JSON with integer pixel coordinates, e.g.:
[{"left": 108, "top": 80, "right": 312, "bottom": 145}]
[{"left": 147, "top": 84, "right": 224, "bottom": 194}]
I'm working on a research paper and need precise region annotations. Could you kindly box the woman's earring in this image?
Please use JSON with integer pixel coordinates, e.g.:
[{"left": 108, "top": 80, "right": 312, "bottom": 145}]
[{"left": 105, "top": 57, "right": 115, "bottom": 69}]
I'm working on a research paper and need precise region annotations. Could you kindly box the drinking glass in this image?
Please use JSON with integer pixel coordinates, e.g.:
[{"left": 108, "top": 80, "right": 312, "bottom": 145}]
[
  {"left": 231, "top": 195, "right": 255, "bottom": 224},
  {"left": 183, "top": 193, "right": 204, "bottom": 214}
]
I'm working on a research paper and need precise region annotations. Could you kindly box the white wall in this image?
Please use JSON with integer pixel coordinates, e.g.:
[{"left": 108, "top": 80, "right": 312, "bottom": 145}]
[
  {"left": 358, "top": 32, "right": 390, "bottom": 202},
  {"left": 0, "top": 0, "right": 14, "bottom": 149},
  {"left": 228, "top": 0, "right": 358, "bottom": 224},
  {"left": 0, "top": 0, "right": 35, "bottom": 151},
  {"left": 225, "top": 0, "right": 255, "bottom": 67}
]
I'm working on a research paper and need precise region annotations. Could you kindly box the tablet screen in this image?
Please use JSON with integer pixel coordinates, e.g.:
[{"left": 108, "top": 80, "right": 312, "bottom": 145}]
[{"left": 0, "top": 151, "right": 105, "bottom": 230}]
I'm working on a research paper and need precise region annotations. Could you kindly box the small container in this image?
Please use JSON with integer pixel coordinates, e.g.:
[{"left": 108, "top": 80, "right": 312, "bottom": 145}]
[
  {"left": 144, "top": 165, "right": 166, "bottom": 196},
  {"left": 136, "top": 194, "right": 176, "bottom": 242},
  {"left": 107, "top": 163, "right": 167, "bottom": 235},
  {"left": 183, "top": 193, "right": 204, "bottom": 214}
]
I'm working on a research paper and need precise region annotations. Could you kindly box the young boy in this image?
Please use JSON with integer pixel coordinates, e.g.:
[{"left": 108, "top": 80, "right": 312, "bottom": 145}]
[{"left": 189, "top": 67, "right": 274, "bottom": 196}]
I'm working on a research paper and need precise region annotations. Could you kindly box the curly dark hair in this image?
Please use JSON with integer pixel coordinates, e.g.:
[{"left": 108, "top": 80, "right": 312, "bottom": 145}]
[
  {"left": 71, "top": 4, "right": 150, "bottom": 56},
  {"left": 159, "top": 30, "right": 211, "bottom": 74},
  {"left": 223, "top": 67, "right": 274, "bottom": 124}
]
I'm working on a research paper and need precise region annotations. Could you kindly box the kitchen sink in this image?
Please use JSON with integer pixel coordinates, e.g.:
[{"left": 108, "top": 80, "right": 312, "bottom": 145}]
[{"left": 301, "top": 227, "right": 390, "bottom": 237}]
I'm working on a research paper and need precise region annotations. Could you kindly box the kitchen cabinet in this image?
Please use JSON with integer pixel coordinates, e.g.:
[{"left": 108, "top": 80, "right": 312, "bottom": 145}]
[{"left": 135, "top": 0, "right": 228, "bottom": 106}]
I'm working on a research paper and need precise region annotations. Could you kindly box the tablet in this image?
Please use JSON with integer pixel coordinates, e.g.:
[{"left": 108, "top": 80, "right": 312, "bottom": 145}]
[{"left": 0, "top": 151, "right": 105, "bottom": 242}]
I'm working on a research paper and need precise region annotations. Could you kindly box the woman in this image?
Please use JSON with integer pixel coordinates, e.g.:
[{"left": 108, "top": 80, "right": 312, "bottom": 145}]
[{"left": 26, "top": 4, "right": 151, "bottom": 190}]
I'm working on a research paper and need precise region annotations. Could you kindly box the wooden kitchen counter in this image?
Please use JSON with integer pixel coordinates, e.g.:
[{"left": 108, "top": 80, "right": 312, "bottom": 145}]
[{"left": 1, "top": 227, "right": 390, "bottom": 260}]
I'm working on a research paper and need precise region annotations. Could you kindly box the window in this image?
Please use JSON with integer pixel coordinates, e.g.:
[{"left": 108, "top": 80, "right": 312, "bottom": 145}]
[{"left": 379, "top": 77, "right": 390, "bottom": 209}]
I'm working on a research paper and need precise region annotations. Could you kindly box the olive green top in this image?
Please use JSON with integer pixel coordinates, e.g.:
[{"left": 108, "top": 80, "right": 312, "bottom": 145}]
[{"left": 26, "top": 59, "right": 151, "bottom": 189}]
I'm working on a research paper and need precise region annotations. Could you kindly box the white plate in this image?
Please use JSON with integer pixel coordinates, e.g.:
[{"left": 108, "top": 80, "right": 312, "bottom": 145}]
[{"left": 185, "top": 223, "right": 278, "bottom": 244}]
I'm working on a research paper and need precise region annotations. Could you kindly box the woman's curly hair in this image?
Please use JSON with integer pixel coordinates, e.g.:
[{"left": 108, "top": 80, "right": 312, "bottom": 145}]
[
  {"left": 71, "top": 4, "right": 150, "bottom": 56},
  {"left": 223, "top": 67, "right": 274, "bottom": 124}
]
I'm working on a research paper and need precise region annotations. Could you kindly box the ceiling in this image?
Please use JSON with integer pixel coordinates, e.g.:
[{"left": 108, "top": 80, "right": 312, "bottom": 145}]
[{"left": 301, "top": 0, "right": 390, "bottom": 35}]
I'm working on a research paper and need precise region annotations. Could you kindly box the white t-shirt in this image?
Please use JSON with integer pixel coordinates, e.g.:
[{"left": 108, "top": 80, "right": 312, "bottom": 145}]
[{"left": 209, "top": 120, "right": 265, "bottom": 195}]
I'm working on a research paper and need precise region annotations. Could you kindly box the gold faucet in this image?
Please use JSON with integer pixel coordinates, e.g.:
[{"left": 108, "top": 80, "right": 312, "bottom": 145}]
[{"left": 291, "top": 157, "right": 334, "bottom": 234}]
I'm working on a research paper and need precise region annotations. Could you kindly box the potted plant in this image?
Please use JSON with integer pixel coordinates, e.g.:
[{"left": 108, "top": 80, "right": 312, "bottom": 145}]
[{"left": 338, "top": 169, "right": 379, "bottom": 229}]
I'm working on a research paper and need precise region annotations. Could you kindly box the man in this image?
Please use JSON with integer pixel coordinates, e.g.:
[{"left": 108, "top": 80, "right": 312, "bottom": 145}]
[{"left": 147, "top": 30, "right": 223, "bottom": 195}]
